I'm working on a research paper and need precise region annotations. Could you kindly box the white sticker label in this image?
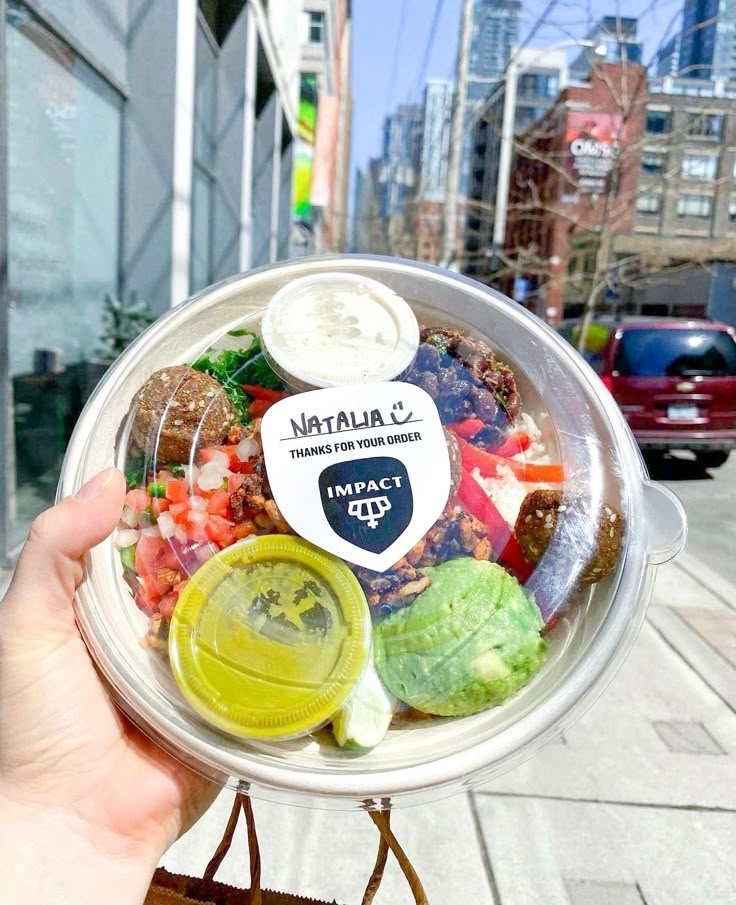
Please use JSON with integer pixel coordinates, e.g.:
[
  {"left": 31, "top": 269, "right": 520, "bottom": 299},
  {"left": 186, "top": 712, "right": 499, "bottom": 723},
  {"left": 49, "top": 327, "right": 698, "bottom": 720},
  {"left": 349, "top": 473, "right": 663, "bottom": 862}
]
[{"left": 260, "top": 382, "right": 451, "bottom": 573}]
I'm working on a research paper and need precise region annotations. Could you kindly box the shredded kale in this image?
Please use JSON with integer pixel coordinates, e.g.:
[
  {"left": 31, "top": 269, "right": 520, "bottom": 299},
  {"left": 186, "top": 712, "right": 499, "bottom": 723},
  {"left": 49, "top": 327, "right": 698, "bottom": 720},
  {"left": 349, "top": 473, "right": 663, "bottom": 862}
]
[
  {"left": 424, "top": 332, "right": 450, "bottom": 356},
  {"left": 191, "top": 331, "right": 283, "bottom": 422},
  {"left": 125, "top": 457, "right": 147, "bottom": 489},
  {"left": 239, "top": 351, "right": 284, "bottom": 390}
]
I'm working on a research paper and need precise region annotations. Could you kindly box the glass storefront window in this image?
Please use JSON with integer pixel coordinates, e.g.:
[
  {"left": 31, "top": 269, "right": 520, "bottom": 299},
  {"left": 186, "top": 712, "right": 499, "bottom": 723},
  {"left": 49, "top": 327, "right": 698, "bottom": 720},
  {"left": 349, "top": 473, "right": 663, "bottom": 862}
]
[
  {"left": 190, "top": 164, "right": 214, "bottom": 293},
  {"left": 193, "top": 18, "right": 217, "bottom": 171},
  {"left": 190, "top": 19, "right": 218, "bottom": 293},
  {"left": 35, "top": 0, "right": 127, "bottom": 85},
  {"left": 5, "top": 3, "right": 122, "bottom": 547}
]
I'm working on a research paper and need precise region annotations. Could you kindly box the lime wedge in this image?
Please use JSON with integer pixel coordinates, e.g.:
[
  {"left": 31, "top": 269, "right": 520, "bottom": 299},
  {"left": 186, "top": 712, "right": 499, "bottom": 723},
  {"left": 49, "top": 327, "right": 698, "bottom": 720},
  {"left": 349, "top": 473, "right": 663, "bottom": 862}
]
[{"left": 332, "top": 656, "right": 396, "bottom": 750}]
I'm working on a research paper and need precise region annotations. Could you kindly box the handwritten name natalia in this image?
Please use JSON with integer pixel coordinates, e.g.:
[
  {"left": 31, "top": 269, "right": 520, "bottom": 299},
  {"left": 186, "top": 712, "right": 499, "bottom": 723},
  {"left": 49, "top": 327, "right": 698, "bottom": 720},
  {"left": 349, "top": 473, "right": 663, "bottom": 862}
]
[{"left": 290, "top": 401, "right": 414, "bottom": 438}]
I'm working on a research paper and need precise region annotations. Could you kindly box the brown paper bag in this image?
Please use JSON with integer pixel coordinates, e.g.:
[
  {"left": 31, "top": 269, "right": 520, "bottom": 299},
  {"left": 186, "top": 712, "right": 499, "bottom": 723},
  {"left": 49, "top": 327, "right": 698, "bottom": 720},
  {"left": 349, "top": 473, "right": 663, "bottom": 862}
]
[{"left": 145, "top": 792, "right": 429, "bottom": 905}]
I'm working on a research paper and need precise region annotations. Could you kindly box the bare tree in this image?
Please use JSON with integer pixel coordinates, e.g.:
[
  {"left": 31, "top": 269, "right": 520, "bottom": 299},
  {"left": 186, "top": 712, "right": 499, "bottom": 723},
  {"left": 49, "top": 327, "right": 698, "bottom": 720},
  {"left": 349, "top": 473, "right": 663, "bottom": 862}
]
[{"left": 464, "top": 11, "right": 736, "bottom": 350}]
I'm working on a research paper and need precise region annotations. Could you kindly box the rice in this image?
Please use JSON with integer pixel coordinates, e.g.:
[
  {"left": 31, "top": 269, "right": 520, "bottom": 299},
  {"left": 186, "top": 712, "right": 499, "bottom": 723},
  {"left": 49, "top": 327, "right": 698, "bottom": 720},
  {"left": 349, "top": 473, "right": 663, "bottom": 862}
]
[
  {"left": 473, "top": 413, "right": 555, "bottom": 526},
  {"left": 515, "top": 412, "right": 550, "bottom": 464}
]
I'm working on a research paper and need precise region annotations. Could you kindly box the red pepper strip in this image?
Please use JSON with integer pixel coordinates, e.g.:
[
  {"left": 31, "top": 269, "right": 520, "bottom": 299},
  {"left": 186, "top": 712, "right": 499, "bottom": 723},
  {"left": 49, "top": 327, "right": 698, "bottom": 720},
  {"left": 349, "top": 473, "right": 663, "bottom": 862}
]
[
  {"left": 448, "top": 418, "right": 485, "bottom": 440},
  {"left": 498, "top": 532, "right": 534, "bottom": 584},
  {"left": 458, "top": 469, "right": 510, "bottom": 551},
  {"left": 488, "top": 431, "right": 531, "bottom": 459},
  {"left": 457, "top": 437, "right": 565, "bottom": 484},
  {"left": 458, "top": 467, "right": 493, "bottom": 521},
  {"left": 458, "top": 468, "right": 533, "bottom": 582},
  {"left": 241, "top": 384, "right": 288, "bottom": 402},
  {"left": 247, "top": 398, "right": 273, "bottom": 419}
]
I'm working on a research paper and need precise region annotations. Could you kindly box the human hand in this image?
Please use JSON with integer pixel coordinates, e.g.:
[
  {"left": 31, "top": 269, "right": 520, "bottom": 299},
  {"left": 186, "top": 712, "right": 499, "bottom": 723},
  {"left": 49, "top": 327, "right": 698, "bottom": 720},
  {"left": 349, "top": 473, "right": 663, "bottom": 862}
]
[{"left": 0, "top": 469, "right": 218, "bottom": 905}]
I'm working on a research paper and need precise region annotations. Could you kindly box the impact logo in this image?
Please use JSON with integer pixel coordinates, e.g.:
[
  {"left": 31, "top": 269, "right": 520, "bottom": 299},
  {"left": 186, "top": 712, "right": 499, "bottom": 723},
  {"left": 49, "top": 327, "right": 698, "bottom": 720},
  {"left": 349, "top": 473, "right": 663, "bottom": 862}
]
[{"left": 318, "top": 457, "right": 413, "bottom": 554}]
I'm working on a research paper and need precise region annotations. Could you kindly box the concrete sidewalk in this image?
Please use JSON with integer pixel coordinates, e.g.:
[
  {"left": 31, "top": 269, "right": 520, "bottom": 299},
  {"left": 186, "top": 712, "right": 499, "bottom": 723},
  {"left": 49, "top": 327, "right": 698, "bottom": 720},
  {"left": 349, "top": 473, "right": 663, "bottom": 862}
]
[
  {"left": 2, "top": 554, "right": 733, "bottom": 902},
  {"left": 162, "top": 557, "right": 736, "bottom": 904}
]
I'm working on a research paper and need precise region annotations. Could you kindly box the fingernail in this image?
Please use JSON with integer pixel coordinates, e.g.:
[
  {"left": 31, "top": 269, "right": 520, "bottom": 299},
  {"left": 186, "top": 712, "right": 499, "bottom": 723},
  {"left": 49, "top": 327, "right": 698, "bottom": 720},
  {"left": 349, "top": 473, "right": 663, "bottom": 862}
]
[{"left": 75, "top": 468, "right": 116, "bottom": 501}]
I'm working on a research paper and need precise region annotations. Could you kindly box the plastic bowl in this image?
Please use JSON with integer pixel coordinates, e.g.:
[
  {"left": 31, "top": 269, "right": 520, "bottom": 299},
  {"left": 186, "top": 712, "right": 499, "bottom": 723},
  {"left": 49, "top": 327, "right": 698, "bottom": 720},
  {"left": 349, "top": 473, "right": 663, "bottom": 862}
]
[{"left": 59, "top": 255, "right": 686, "bottom": 809}]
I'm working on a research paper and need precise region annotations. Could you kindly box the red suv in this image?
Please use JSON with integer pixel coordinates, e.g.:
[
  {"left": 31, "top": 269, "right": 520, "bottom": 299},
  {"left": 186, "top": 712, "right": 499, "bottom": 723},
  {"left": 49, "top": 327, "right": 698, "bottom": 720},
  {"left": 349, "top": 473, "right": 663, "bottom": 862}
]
[{"left": 593, "top": 319, "right": 736, "bottom": 468}]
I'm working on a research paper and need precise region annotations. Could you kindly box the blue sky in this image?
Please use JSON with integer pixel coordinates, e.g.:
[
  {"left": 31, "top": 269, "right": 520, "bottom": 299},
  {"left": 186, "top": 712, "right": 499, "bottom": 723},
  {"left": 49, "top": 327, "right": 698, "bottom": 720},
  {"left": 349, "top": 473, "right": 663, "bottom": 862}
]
[{"left": 349, "top": 0, "right": 684, "bottom": 180}]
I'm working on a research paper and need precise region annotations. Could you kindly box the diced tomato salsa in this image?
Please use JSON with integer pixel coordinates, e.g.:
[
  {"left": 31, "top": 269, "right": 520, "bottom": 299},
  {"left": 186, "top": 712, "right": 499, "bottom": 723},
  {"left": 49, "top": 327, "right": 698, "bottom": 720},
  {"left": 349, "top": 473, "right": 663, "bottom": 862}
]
[{"left": 121, "top": 437, "right": 264, "bottom": 618}]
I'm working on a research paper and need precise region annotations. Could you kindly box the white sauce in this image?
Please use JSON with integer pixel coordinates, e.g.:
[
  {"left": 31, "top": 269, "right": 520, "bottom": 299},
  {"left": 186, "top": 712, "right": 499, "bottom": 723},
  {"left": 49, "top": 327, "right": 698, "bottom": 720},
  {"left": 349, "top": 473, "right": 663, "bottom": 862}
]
[{"left": 263, "top": 274, "right": 420, "bottom": 387}]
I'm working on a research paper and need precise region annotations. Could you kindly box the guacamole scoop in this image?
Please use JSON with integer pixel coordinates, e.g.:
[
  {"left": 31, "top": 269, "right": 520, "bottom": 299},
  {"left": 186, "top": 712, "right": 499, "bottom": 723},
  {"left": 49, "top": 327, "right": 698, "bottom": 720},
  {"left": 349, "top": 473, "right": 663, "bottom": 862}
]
[{"left": 373, "top": 560, "right": 546, "bottom": 716}]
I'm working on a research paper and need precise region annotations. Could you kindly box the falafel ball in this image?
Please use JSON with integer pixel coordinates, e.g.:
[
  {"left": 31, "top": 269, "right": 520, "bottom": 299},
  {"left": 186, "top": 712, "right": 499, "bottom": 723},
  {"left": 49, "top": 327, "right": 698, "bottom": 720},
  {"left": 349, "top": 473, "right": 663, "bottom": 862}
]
[
  {"left": 514, "top": 488, "right": 624, "bottom": 584},
  {"left": 129, "top": 365, "right": 238, "bottom": 464}
]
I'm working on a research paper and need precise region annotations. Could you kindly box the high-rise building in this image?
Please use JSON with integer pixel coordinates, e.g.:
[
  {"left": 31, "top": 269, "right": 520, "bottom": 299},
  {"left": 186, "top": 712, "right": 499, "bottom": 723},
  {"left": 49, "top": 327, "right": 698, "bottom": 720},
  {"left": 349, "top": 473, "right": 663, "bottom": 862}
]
[
  {"left": 500, "top": 65, "right": 736, "bottom": 322},
  {"left": 461, "top": 0, "right": 521, "bottom": 197},
  {"left": 463, "top": 47, "right": 568, "bottom": 280},
  {"left": 375, "top": 104, "right": 423, "bottom": 222},
  {"left": 678, "top": 0, "right": 736, "bottom": 81},
  {"left": 467, "top": 0, "right": 522, "bottom": 102},
  {"left": 413, "top": 79, "right": 453, "bottom": 265},
  {"left": 291, "top": 1, "right": 353, "bottom": 256},
  {"left": 419, "top": 80, "right": 453, "bottom": 202},
  {"left": 656, "top": 34, "right": 682, "bottom": 77},
  {"left": 570, "top": 17, "right": 642, "bottom": 82},
  {"left": 351, "top": 168, "right": 368, "bottom": 251}
]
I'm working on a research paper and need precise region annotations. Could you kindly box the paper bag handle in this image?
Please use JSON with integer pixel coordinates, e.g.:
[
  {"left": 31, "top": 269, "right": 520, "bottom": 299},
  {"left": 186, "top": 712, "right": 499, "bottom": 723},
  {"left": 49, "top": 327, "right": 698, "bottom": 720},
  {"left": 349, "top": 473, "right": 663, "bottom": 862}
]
[{"left": 202, "top": 788, "right": 429, "bottom": 905}]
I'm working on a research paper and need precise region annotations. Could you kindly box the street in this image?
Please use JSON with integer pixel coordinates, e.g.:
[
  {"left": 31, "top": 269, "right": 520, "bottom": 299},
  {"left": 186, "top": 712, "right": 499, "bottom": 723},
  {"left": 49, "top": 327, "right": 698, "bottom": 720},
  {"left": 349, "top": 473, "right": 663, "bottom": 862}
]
[
  {"left": 653, "top": 453, "right": 736, "bottom": 588},
  {"left": 161, "top": 454, "right": 736, "bottom": 904}
]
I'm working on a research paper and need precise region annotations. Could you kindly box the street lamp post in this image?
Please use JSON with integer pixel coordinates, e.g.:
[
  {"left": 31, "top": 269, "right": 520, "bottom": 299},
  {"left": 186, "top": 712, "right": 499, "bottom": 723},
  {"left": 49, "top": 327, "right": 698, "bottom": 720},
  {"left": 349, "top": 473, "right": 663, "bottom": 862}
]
[
  {"left": 442, "top": 0, "right": 473, "bottom": 270},
  {"left": 491, "top": 41, "right": 607, "bottom": 256}
]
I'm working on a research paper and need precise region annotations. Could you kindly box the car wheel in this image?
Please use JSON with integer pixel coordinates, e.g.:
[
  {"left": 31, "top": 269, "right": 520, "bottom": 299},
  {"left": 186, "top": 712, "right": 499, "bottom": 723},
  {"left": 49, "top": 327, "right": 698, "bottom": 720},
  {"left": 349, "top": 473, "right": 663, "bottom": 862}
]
[{"left": 695, "top": 450, "right": 730, "bottom": 470}]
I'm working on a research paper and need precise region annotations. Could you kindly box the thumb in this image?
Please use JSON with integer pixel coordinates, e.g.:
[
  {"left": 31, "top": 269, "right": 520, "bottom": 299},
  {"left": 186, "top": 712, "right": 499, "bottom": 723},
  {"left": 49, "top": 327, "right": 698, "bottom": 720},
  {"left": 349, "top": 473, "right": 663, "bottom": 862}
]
[{"left": 1, "top": 468, "right": 126, "bottom": 633}]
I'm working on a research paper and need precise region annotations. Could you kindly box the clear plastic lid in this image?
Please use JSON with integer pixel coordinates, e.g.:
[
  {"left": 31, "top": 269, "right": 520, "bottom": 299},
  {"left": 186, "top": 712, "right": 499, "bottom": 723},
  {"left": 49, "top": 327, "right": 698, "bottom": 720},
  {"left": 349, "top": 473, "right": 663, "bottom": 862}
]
[
  {"left": 60, "top": 256, "right": 687, "bottom": 808},
  {"left": 261, "top": 272, "right": 420, "bottom": 391},
  {"left": 168, "top": 536, "right": 371, "bottom": 739}
]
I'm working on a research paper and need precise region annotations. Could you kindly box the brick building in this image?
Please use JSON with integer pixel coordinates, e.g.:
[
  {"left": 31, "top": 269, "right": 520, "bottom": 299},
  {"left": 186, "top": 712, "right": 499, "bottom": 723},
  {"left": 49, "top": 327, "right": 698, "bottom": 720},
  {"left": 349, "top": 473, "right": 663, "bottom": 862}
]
[
  {"left": 500, "top": 65, "right": 736, "bottom": 322},
  {"left": 503, "top": 63, "right": 647, "bottom": 322},
  {"left": 618, "top": 75, "right": 736, "bottom": 271}
]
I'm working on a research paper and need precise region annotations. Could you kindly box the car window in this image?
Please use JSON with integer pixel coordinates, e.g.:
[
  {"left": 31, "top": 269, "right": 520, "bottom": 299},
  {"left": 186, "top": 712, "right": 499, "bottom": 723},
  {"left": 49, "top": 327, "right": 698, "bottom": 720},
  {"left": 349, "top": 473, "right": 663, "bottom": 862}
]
[
  {"left": 586, "top": 352, "right": 606, "bottom": 375},
  {"left": 614, "top": 328, "right": 736, "bottom": 377}
]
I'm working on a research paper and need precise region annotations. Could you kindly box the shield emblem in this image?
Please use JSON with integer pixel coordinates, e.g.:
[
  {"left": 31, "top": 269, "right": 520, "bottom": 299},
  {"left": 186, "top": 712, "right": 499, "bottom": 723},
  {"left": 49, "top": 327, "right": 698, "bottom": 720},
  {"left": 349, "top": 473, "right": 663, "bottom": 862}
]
[
  {"left": 260, "top": 382, "right": 451, "bottom": 572},
  {"left": 319, "top": 457, "right": 413, "bottom": 554}
]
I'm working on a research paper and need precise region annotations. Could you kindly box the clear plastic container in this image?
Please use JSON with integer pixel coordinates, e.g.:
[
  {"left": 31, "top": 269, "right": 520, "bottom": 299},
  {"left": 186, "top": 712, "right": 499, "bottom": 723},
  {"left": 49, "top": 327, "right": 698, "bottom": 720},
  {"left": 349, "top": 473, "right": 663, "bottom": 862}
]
[{"left": 59, "top": 256, "right": 686, "bottom": 809}]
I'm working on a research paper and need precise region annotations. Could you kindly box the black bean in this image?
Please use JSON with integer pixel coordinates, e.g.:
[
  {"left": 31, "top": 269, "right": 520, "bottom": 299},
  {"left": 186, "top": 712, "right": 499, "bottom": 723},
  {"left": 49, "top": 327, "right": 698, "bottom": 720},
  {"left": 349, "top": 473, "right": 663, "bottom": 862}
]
[
  {"left": 415, "top": 343, "right": 441, "bottom": 371},
  {"left": 419, "top": 372, "right": 440, "bottom": 398},
  {"left": 475, "top": 390, "right": 498, "bottom": 422}
]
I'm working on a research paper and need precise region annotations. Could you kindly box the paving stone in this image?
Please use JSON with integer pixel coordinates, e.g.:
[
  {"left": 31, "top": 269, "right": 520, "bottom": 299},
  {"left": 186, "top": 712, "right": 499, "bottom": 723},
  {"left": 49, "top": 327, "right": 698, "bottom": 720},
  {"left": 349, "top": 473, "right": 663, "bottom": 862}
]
[
  {"left": 675, "top": 608, "right": 736, "bottom": 669},
  {"left": 483, "top": 622, "right": 736, "bottom": 809},
  {"left": 651, "top": 562, "right": 726, "bottom": 612},
  {"left": 473, "top": 796, "right": 736, "bottom": 905},
  {"left": 652, "top": 720, "right": 725, "bottom": 755},
  {"left": 564, "top": 878, "right": 645, "bottom": 905},
  {"left": 649, "top": 607, "right": 736, "bottom": 712}
]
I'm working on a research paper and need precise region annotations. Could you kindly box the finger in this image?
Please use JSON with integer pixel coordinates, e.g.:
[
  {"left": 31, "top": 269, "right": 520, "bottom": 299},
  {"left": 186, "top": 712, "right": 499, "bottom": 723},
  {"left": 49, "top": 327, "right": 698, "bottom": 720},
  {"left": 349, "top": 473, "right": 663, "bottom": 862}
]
[{"left": 1, "top": 468, "right": 126, "bottom": 631}]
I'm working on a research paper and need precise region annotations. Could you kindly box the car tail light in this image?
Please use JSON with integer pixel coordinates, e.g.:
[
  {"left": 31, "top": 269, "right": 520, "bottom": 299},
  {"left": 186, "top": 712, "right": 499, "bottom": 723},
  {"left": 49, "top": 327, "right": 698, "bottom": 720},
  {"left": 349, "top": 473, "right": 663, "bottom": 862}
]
[{"left": 600, "top": 375, "right": 614, "bottom": 392}]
